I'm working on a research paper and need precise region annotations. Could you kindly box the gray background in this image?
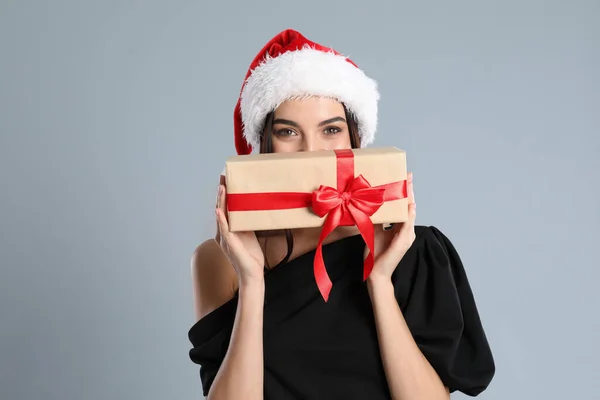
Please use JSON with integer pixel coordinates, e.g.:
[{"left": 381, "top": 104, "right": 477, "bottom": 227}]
[{"left": 1, "top": 0, "right": 598, "bottom": 399}]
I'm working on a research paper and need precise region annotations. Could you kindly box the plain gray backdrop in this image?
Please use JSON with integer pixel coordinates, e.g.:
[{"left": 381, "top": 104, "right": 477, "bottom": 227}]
[{"left": 1, "top": 0, "right": 598, "bottom": 399}]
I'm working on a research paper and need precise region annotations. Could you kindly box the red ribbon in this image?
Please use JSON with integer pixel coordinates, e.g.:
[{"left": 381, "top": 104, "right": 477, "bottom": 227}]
[{"left": 227, "top": 149, "right": 407, "bottom": 301}]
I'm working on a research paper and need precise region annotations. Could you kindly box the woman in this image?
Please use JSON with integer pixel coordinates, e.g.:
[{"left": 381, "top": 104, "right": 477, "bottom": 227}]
[{"left": 188, "top": 29, "right": 495, "bottom": 399}]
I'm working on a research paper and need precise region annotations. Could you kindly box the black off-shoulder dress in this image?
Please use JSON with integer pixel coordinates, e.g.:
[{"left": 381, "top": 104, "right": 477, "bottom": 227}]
[{"left": 188, "top": 225, "right": 495, "bottom": 398}]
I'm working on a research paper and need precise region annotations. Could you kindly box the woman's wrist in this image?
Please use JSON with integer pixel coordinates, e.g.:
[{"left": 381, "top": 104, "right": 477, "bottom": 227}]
[
  {"left": 238, "top": 274, "right": 265, "bottom": 295},
  {"left": 367, "top": 272, "right": 392, "bottom": 286},
  {"left": 237, "top": 277, "right": 265, "bottom": 324},
  {"left": 367, "top": 274, "right": 394, "bottom": 297}
]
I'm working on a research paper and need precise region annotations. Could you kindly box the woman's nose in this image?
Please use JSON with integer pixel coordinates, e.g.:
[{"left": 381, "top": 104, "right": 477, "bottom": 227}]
[{"left": 300, "top": 136, "right": 323, "bottom": 152}]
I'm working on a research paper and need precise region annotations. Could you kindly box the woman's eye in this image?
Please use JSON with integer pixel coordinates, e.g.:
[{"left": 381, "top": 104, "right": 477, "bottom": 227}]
[
  {"left": 276, "top": 129, "right": 296, "bottom": 136},
  {"left": 324, "top": 127, "right": 341, "bottom": 134}
]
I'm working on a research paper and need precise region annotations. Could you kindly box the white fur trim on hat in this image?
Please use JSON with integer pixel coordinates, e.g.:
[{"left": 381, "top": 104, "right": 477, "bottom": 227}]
[{"left": 239, "top": 46, "right": 379, "bottom": 150}]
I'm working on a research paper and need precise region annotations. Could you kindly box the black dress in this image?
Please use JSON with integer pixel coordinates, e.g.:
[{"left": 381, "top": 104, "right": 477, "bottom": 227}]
[{"left": 188, "top": 225, "right": 495, "bottom": 398}]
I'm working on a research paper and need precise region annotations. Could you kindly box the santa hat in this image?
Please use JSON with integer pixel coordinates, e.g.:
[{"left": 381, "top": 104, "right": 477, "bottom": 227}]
[{"left": 233, "top": 29, "right": 380, "bottom": 155}]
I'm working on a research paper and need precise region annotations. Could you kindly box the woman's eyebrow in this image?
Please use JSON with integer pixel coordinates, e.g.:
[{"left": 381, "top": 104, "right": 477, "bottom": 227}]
[
  {"left": 318, "top": 117, "right": 346, "bottom": 126},
  {"left": 272, "top": 118, "right": 299, "bottom": 127},
  {"left": 272, "top": 116, "right": 346, "bottom": 127}
]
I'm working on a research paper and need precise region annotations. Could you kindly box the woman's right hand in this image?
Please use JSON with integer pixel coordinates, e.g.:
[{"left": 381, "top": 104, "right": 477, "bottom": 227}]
[{"left": 215, "top": 178, "right": 265, "bottom": 284}]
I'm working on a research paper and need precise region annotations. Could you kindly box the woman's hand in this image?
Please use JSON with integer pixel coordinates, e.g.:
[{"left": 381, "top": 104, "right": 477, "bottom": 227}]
[
  {"left": 215, "top": 179, "right": 265, "bottom": 284},
  {"left": 365, "top": 172, "right": 416, "bottom": 282}
]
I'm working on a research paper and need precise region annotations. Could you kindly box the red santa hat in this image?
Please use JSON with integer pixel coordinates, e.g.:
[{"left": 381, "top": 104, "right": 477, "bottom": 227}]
[{"left": 233, "top": 29, "right": 380, "bottom": 155}]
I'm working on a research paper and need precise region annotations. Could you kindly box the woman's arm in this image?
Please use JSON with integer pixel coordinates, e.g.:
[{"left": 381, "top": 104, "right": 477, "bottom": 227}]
[
  {"left": 367, "top": 276, "right": 449, "bottom": 400},
  {"left": 191, "top": 241, "right": 265, "bottom": 400},
  {"left": 208, "top": 278, "right": 265, "bottom": 400},
  {"left": 364, "top": 173, "right": 447, "bottom": 398}
]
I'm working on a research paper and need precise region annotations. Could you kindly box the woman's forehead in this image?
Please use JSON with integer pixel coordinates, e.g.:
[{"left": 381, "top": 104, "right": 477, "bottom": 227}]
[{"left": 274, "top": 97, "right": 345, "bottom": 120}]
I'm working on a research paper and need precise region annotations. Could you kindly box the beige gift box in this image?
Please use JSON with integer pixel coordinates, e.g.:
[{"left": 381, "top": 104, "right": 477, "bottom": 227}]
[{"left": 224, "top": 147, "right": 409, "bottom": 232}]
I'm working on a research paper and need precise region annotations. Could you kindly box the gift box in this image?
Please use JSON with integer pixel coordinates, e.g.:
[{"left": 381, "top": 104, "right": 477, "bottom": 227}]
[
  {"left": 225, "top": 147, "right": 409, "bottom": 232},
  {"left": 224, "top": 146, "right": 409, "bottom": 301}
]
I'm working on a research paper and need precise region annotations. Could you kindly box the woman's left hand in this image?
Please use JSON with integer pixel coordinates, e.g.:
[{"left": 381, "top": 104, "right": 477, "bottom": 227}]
[{"left": 364, "top": 172, "right": 416, "bottom": 281}]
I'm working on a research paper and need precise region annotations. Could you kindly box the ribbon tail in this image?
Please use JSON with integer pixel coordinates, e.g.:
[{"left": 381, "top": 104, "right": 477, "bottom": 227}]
[{"left": 314, "top": 207, "right": 342, "bottom": 301}]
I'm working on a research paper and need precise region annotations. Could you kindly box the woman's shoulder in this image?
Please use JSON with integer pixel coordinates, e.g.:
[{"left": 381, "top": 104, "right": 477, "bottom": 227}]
[
  {"left": 411, "top": 224, "right": 460, "bottom": 261},
  {"left": 414, "top": 224, "right": 451, "bottom": 243},
  {"left": 391, "top": 224, "right": 472, "bottom": 305},
  {"left": 190, "top": 239, "right": 239, "bottom": 322}
]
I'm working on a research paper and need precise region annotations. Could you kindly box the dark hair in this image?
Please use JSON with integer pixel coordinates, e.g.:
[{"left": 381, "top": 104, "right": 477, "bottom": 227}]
[{"left": 258, "top": 103, "right": 361, "bottom": 270}]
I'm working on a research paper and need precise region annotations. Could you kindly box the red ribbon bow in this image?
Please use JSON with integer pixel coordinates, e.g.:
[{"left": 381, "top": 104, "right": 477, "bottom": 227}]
[{"left": 311, "top": 174, "right": 386, "bottom": 301}]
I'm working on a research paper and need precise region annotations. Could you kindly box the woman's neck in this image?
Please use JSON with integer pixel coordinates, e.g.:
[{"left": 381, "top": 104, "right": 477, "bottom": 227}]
[{"left": 259, "top": 225, "right": 361, "bottom": 269}]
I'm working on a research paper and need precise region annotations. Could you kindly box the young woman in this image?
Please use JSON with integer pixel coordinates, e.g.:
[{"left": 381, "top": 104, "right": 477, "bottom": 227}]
[{"left": 188, "top": 29, "right": 495, "bottom": 399}]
